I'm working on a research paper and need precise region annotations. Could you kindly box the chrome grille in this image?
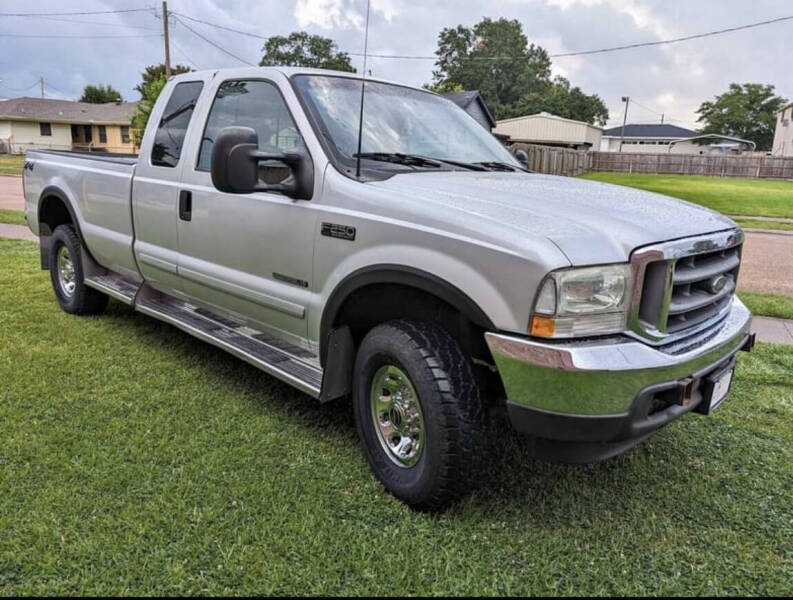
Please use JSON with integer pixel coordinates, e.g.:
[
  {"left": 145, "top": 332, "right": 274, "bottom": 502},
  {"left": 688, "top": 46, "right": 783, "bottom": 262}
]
[
  {"left": 629, "top": 229, "right": 744, "bottom": 345},
  {"left": 667, "top": 246, "right": 740, "bottom": 333}
]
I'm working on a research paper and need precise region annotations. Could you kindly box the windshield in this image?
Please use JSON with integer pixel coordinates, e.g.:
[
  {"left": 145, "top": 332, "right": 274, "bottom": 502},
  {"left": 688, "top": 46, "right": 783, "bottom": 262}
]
[{"left": 293, "top": 75, "right": 520, "bottom": 175}]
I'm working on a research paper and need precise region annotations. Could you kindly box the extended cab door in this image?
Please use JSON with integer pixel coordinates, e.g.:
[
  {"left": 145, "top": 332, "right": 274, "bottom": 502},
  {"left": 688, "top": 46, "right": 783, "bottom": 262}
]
[
  {"left": 174, "top": 74, "right": 318, "bottom": 345},
  {"left": 132, "top": 76, "right": 209, "bottom": 290}
]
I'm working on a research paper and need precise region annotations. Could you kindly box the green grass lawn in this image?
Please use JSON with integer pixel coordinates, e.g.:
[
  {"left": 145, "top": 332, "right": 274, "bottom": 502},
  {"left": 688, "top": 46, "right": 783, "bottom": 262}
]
[
  {"left": 0, "top": 154, "right": 25, "bottom": 176},
  {"left": 739, "top": 291, "right": 793, "bottom": 320},
  {"left": 0, "top": 208, "right": 26, "bottom": 226},
  {"left": 733, "top": 218, "right": 793, "bottom": 232},
  {"left": 1, "top": 238, "right": 792, "bottom": 595},
  {"left": 580, "top": 173, "right": 793, "bottom": 219}
]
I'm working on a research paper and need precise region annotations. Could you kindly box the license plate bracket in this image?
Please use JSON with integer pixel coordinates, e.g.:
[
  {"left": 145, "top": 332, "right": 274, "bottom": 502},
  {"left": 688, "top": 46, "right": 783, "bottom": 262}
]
[{"left": 701, "top": 363, "right": 735, "bottom": 414}]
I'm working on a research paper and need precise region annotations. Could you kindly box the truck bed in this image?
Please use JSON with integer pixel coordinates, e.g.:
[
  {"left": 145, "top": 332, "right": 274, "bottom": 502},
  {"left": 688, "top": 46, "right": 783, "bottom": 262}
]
[{"left": 24, "top": 148, "right": 140, "bottom": 280}]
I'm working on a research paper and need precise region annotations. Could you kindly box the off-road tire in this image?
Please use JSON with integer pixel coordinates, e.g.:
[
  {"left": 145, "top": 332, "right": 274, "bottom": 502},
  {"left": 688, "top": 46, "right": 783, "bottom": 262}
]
[
  {"left": 353, "top": 319, "right": 486, "bottom": 510},
  {"left": 49, "top": 224, "right": 108, "bottom": 315}
]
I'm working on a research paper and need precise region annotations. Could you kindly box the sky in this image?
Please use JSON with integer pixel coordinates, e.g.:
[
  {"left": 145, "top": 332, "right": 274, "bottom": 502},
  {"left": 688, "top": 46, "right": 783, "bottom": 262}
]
[{"left": 0, "top": 0, "right": 791, "bottom": 129}]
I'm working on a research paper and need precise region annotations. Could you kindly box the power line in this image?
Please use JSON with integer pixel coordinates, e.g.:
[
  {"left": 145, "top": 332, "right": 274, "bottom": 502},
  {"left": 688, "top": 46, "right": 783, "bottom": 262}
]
[
  {"left": 0, "top": 33, "right": 160, "bottom": 39},
  {"left": 0, "top": 80, "right": 40, "bottom": 91},
  {"left": 21, "top": 14, "right": 161, "bottom": 31},
  {"left": 173, "top": 16, "right": 255, "bottom": 66},
  {"left": 0, "top": 8, "right": 153, "bottom": 17},
  {"left": 168, "top": 10, "right": 793, "bottom": 62}
]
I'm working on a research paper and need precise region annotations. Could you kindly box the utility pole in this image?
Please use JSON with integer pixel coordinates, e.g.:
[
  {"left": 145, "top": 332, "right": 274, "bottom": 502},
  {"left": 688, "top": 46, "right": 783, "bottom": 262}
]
[
  {"left": 40, "top": 76, "right": 44, "bottom": 99},
  {"left": 661, "top": 113, "right": 665, "bottom": 125},
  {"left": 162, "top": 1, "right": 171, "bottom": 78},
  {"left": 619, "top": 96, "right": 630, "bottom": 152}
]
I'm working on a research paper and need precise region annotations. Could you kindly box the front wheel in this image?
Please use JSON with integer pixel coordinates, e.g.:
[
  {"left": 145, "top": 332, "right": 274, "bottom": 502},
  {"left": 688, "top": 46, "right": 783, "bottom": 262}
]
[
  {"left": 49, "top": 224, "right": 108, "bottom": 315},
  {"left": 353, "top": 320, "right": 485, "bottom": 510}
]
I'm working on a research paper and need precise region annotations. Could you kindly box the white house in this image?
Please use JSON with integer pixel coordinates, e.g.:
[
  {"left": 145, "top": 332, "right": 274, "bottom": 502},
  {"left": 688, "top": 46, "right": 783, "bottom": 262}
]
[
  {"left": 493, "top": 112, "right": 602, "bottom": 150},
  {"left": 771, "top": 102, "right": 793, "bottom": 157}
]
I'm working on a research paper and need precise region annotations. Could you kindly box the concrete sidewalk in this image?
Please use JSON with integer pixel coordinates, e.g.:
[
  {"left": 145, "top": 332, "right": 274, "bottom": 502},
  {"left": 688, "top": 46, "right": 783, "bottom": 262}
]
[
  {"left": 0, "top": 175, "right": 24, "bottom": 211},
  {"left": 751, "top": 316, "right": 793, "bottom": 345},
  {"left": 0, "top": 223, "right": 36, "bottom": 242}
]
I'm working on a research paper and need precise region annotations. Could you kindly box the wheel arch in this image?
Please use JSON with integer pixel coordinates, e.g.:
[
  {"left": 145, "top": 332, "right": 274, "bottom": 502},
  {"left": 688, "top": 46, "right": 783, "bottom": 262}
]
[{"left": 37, "top": 186, "right": 86, "bottom": 269}]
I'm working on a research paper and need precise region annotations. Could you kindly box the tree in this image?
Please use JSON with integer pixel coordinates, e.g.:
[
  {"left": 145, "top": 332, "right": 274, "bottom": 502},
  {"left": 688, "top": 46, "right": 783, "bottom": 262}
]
[
  {"left": 430, "top": 18, "right": 608, "bottom": 125},
  {"left": 134, "top": 63, "right": 191, "bottom": 98},
  {"left": 516, "top": 76, "right": 609, "bottom": 126},
  {"left": 696, "top": 83, "right": 787, "bottom": 151},
  {"left": 79, "top": 84, "right": 123, "bottom": 104},
  {"left": 259, "top": 31, "right": 355, "bottom": 72}
]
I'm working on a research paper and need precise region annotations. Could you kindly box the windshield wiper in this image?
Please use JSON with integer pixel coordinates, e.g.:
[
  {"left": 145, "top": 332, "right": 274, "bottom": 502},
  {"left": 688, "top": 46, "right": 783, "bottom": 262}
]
[
  {"left": 355, "top": 152, "right": 490, "bottom": 172},
  {"left": 355, "top": 152, "right": 442, "bottom": 168},
  {"left": 473, "top": 161, "right": 521, "bottom": 172}
]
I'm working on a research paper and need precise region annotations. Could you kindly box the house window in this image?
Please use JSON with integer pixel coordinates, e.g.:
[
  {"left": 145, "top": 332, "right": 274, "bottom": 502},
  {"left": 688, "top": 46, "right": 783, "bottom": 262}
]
[
  {"left": 40, "top": 122, "right": 52, "bottom": 137},
  {"left": 98, "top": 125, "right": 107, "bottom": 144},
  {"left": 120, "top": 126, "right": 131, "bottom": 144}
]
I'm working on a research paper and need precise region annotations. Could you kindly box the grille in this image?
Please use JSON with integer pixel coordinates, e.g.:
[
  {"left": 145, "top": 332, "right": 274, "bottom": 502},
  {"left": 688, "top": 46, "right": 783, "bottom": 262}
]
[
  {"left": 634, "top": 232, "right": 742, "bottom": 342},
  {"left": 667, "top": 246, "right": 740, "bottom": 332}
]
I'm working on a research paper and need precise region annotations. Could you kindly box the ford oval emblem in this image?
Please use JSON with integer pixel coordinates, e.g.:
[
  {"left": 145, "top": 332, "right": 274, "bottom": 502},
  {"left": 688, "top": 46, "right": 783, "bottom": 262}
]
[{"left": 709, "top": 274, "right": 728, "bottom": 294}]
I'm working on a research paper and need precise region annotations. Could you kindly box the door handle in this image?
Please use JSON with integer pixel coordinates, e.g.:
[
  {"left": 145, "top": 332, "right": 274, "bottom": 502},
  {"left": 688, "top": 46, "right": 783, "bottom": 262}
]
[{"left": 179, "top": 190, "right": 192, "bottom": 221}]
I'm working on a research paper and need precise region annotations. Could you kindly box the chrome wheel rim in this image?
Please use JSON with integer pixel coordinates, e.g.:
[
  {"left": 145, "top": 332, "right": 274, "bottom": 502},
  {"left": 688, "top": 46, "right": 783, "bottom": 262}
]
[
  {"left": 56, "top": 245, "right": 76, "bottom": 298},
  {"left": 370, "top": 365, "right": 425, "bottom": 467}
]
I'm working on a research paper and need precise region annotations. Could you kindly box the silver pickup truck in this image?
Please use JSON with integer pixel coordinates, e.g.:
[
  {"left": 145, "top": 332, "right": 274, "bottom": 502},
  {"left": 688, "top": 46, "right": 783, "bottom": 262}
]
[{"left": 24, "top": 67, "right": 754, "bottom": 509}]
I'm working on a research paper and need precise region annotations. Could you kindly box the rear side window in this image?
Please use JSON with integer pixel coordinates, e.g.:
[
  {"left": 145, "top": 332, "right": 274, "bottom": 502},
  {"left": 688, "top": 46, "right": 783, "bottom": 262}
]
[
  {"left": 151, "top": 81, "right": 204, "bottom": 168},
  {"left": 196, "top": 80, "right": 302, "bottom": 171}
]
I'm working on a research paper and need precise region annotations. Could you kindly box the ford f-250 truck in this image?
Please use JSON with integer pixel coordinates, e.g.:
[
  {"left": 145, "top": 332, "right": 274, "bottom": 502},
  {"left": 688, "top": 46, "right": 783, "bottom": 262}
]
[{"left": 24, "top": 67, "right": 755, "bottom": 509}]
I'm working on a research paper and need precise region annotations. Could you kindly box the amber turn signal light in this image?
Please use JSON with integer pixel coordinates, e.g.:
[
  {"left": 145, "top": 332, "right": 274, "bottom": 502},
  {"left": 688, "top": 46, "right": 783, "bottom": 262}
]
[{"left": 530, "top": 315, "right": 556, "bottom": 337}]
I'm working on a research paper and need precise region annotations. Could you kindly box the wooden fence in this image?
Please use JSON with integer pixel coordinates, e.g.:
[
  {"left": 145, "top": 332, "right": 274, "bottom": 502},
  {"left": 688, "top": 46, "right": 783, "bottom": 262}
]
[
  {"left": 510, "top": 143, "right": 591, "bottom": 177},
  {"left": 589, "top": 151, "right": 793, "bottom": 179}
]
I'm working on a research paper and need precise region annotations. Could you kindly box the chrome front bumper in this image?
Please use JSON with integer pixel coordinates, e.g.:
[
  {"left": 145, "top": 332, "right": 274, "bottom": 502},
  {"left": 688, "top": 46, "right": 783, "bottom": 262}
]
[{"left": 485, "top": 298, "right": 753, "bottom": 447}]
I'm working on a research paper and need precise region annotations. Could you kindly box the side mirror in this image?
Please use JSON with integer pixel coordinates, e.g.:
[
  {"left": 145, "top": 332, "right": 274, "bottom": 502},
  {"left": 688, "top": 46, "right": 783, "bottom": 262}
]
[
  {"left": 514, "top": 149, "right": 529, "bottom": 167},
  {"left": 210, "top": 126, "right": 313, "bottom": 200}
]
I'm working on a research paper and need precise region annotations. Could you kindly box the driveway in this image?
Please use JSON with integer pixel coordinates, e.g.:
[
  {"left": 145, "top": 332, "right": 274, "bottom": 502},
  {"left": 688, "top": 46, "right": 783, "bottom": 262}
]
[
  {"left": 0, "top": 175, "right": 24, "bottom": 211},
  {"left": 740, "top": 232, "right": 793, "bottom": 296}
]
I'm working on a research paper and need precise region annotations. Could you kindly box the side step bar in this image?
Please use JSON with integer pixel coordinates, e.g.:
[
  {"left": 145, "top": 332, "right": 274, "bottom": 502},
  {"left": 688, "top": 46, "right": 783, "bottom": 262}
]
[
  {"left": 85, "top": 272, "right": 140, "bottom": 305},
  {"left": 135, "top": 286, "right": 323, "bottom": 398}
]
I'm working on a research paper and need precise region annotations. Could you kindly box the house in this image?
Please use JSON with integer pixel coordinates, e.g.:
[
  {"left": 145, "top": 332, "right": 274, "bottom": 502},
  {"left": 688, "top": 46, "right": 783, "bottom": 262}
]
[
  {"left": 441, "top": 91, "right": 496, "bottom": 131},
  {"left": 493, "top": 112, "right": 602, "bottom": 150},
  {"left": 0, "top": 97, "right": 137, "bottom": 154},
  {"left": 771, "top": 101, "right": 793, "bottom": 157},
  {"left": 600, "top": 123, "right": 704, "bottom": 153}
]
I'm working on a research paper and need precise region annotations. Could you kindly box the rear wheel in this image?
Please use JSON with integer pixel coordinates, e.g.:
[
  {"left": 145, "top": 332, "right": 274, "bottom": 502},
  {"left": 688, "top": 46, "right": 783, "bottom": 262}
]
[
  {"left": 353, "top": 320, "right": 485, "bottom": 510},
  {"left": 49, "top": 225, "right": 108, "bottom": 315}
]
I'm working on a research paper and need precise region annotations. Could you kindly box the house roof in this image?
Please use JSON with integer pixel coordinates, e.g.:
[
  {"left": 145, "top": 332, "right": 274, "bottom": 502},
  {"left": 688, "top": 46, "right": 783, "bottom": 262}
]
[
  {"left": 441, "top": 90, "right": 496, "bottom": 128},
  {"left": 602, "top": 123, "right": 697, "bottom": 138},
  {"left": 496, "top": 112, "right": 603, "bottom": 130},
  {"left": 0, "top": 97, "right": 137, "bottom": 125}
]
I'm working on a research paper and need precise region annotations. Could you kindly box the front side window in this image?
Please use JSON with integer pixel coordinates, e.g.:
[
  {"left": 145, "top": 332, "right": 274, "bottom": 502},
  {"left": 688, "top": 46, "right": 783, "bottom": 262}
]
[
  {"left": 121, "top": 126, "right": 131, "bottom": 143},
  {"left": 40, "top": 122, "right": 52, "bottom": 137},
  {"left": 197, "top": 80, "right": 302, "bottom": 171},
  {"left": 293, "top": 75, "right": 519, "bottom": 174},
  {"left": 98, "top": 125, "right": 107, "bottom": 144},
  {"left": 151, "top": 80, "right": 204, "bottom": 168}
]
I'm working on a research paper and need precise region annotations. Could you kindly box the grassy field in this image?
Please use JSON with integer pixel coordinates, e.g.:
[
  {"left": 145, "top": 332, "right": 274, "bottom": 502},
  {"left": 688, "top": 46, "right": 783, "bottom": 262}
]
[
  {"left": 0, "top": 154, "right": 24, "bottom": 176},
  {"left": 0, "top": 208, "right": 26, "bottom": 226},
  {"left": 580, "top": 173, "right": 793, "bottom": 219},
  {"left": 739, "top": 291, "right": 793, "bottom": 320},
  {"left": 1, "top": 238, "right": 792, "bottom": 595}
]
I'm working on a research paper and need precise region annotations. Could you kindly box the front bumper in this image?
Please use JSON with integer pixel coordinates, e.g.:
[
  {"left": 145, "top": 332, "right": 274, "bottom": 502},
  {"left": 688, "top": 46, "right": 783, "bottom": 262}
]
[{"left": 485, "top": 298, "right": 754, "bottom": 458}]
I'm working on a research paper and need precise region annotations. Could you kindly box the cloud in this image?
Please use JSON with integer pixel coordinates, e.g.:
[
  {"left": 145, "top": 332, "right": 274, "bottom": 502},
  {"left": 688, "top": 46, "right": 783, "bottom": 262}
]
[{"left": 294, "top": 0, "right": 400, "bottom": 30}]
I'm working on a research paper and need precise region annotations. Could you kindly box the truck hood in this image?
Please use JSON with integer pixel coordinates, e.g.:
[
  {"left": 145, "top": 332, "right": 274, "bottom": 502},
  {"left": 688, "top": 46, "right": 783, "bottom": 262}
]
[{"left": 369, "top": 171, "right": 737, "bottom": 264}]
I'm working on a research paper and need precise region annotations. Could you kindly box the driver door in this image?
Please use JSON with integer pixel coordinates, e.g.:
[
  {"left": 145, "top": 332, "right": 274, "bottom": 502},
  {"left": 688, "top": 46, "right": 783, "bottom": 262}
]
[{"left": 175, "top": 78, "right": 317, "bottom": 344}]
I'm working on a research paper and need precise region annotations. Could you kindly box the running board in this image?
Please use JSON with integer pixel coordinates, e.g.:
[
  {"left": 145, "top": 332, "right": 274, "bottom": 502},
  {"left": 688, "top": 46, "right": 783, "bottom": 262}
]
[
  {"left": 134, "top": 287, "right": 323, "bottom": 398},
  {"left": 85, "top": 272, "right": 141, "bottom": 305}
]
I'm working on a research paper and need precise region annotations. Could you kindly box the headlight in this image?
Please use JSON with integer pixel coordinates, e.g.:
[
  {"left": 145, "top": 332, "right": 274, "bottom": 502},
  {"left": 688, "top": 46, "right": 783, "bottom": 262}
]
[{"left": 530, "top": 264, "right": 633, "bottom": 338}]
